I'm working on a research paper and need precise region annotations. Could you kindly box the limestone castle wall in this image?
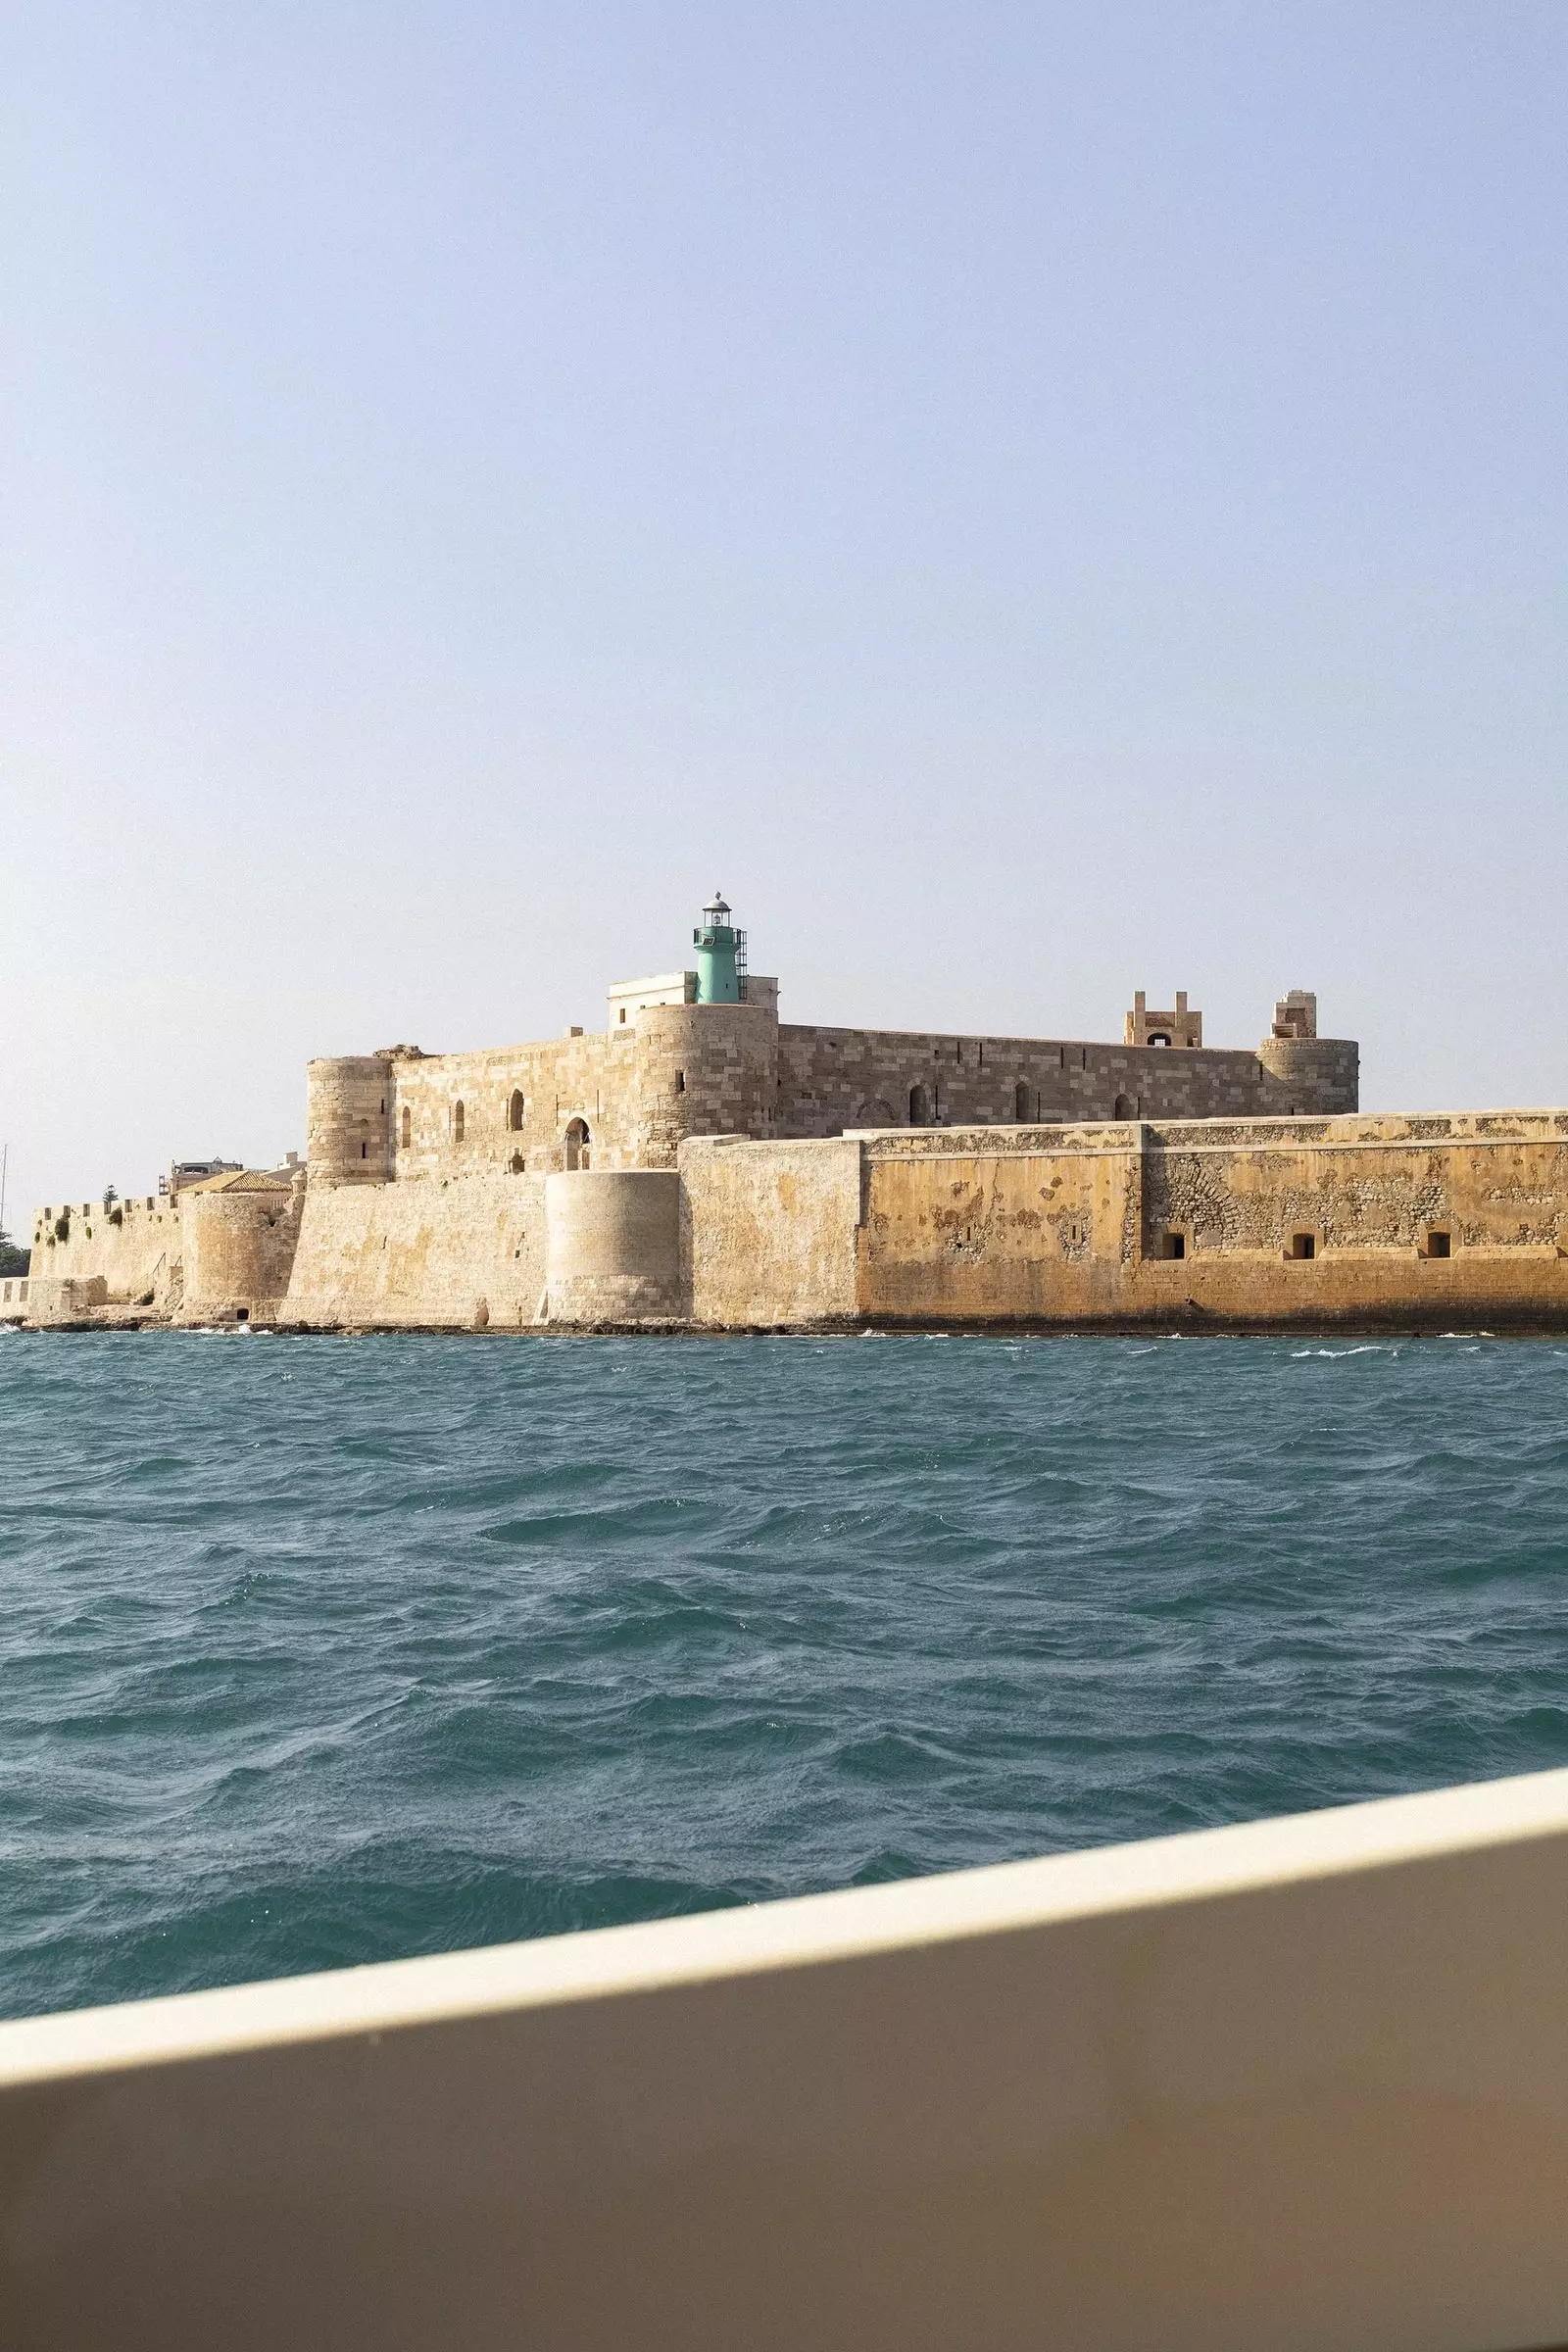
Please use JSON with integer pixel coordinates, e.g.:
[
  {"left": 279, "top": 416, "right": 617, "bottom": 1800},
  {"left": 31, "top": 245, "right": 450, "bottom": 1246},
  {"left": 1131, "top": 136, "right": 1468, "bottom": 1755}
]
[
  {"left": 545, "top": 1171, "right": 681, "bottom": 1324},
  {"left": 680, "top": 1113, "right": 1568, "bottom": 1333},
  {"left": 680, "top": 1140, "right": 862, "bottom": 1329},
  {"left": 775, "top": 1025, "right": 1357, "bottom": 1133},
  {"left": 278, "top": 1171, "right": 549, "bottom": 1331},
  {"left": 299, "top": 1005, "right": 1358, "bottom": 1204},
  {"left": 306, "top": 1003, "right": 782, "bottom": 1190},
  {"left": 28, "top": 1192, "right": 184, "bottom": 1310},
  {"left": 24, "top": 1106, "right": 1568, "bottom": 1334},
  {"left": 15, "top": 975, "right": 1366, "bottom": 1330}
]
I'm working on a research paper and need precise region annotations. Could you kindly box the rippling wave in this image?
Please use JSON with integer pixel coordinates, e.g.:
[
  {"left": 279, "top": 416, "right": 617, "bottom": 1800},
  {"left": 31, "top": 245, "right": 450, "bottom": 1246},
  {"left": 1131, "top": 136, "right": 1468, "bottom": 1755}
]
[{"left": 3, "top": 1328, "right": 1568, "bottom": 2019}]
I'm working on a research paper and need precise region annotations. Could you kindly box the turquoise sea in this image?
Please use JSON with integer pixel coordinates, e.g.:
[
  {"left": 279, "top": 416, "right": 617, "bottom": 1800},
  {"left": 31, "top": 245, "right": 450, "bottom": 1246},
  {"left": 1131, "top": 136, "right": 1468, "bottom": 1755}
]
[{"left": 3, "top": 1327, "right": 1568, "bottom": 2023}]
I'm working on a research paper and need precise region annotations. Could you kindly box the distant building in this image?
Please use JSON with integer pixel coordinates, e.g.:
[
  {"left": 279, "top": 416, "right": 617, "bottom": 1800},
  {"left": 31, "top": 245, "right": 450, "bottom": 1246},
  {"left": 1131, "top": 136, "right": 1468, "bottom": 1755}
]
[{"left": 162, "top": 1159, "right": 244, "bottom": 1198}]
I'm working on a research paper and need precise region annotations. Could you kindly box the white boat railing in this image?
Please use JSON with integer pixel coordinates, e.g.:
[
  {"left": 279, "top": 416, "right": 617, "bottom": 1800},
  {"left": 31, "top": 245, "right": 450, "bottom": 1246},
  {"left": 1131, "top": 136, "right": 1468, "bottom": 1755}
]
[{"left": 4, "top": 1768, "right": 1568, "bottom": 2349}]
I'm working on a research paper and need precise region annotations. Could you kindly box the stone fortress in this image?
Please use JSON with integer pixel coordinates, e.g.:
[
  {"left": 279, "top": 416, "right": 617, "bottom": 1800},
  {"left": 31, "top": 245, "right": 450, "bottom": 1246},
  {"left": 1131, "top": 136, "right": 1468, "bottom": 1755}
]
[{"left": 11, "top": 895, "right": 1568, "bottom": 1334}]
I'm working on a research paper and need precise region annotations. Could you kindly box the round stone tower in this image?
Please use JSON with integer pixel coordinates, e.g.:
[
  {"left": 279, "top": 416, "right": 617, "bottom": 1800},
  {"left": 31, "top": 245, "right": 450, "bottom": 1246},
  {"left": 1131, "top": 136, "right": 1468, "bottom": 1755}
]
[
  {"left": 693, "top": 891, "right": 742, "bottom": 1005},
  {"left": 544, "top": 1169, "right": 682, "bottom": 1322},
  {"left": 305, "top": 1055, "right": 393, "bottom": 1182},
  {"left": 1256, "top": 995, "right": 1359, "bottom": 1113}
]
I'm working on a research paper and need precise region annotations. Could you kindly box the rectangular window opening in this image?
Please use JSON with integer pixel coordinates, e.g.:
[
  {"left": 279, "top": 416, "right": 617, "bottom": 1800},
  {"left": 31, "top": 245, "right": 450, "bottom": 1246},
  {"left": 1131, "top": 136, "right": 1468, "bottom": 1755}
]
[
  {"left": 1289, "top": 1232, "right": 1316, "bottom": 1260},
  {"left": 1426, "top": 1229, "right": 1451, "bottom": 1259},
  {"left": 675, "top": 1070, "right": 686, "bottom": 1094},
  {"left": 1161, "top": 1232, "right": 1186, "bottom": 1260}
]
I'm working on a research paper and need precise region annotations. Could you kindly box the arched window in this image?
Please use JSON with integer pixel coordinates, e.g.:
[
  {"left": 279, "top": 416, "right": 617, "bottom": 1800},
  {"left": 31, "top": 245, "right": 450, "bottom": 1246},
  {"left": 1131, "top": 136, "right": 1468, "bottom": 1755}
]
[
  {"left": 1113, "top": 1094, "right": 1137, "bottom": 1120},
  {"left": 509, "top": 1152, "right": 525, "bottom": 1175},
  {"left": 1014, "top": 1081, "right": 1036, "bottom": 1122},
  {"left": 453, "top": 1101, "right": 466, "bottom": 1143},
  {"left": 509, "top": 1089, "right": 525, "bottom": 1132},
  {"left": 908, "top": 1083, "right": 932, "bottom": 1126},
  {"left": 401, "top": 1105, "right": 411, "bottom": 1149},
  {"left": 564, "top": 1117, "right": 591, "bottom": 1171}
]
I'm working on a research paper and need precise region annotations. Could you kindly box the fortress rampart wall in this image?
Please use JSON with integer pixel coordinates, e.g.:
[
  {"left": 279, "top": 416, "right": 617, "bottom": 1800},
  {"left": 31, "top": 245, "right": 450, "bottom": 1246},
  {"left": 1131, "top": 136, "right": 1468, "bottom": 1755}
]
[
  {"left": 293, "top": 1003, "right": 1356, "bottom": 1200},
  {"left": 678, "top": 1113, "right": 1568, "bottom": 1333},
  {"left": 681, "top": 1140, "right": 862, "bottom": 1328},
  {"left": 775, "top": 1025, "right": 1358, "bottom": 1134},
  {"left": 28, "top": 1193, "right": 183, "bottom": 1309},
  {"left": 379, "top": 1003, "right": 783, "bottom": 1184},
  {"left": 29, "top": 1108, "right": 1568, "bottom": 1335},
  {"left": 278, "top": 1171, "right": 549, "bottom": 1331}
]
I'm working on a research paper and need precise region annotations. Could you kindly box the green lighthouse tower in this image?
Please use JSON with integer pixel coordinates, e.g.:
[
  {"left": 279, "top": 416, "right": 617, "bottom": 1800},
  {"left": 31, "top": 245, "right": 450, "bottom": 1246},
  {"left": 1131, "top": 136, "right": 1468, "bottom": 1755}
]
[{"left": 693, "top": 891, "right": 746, "bottom": 1004}]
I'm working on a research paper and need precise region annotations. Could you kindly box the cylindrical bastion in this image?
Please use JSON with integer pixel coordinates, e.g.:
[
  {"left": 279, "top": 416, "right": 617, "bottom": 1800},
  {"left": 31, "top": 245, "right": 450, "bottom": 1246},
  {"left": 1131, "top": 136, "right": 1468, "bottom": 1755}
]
[
  {"left": 544, "top": 1170, "right": 682, "bottom": 1324},
  {"left": 181, "top": 1182, "right": 303, "bottom": 1324},
  {"left": 1256, "top": 1035, "right": 1361, "bottom": 1114},
  {"left": 306, "top": 1056, "right": 393, "bottom": 1183}
]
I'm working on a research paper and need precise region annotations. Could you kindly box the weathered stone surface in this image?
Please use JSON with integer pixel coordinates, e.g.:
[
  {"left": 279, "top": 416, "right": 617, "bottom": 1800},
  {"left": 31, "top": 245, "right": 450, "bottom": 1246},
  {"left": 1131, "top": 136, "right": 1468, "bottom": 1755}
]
[
  {"left": 278, "top": 1171, "right": 548, "bottom": 1331},
  {"left": 681, "top": 1139, "right": 861, "bottom": 1328},
  {"left": 27, "top": 1107, "right": 1568, "bottom": 1335},
  {"left": 179, "top": 1173, "right": 304, "bottom": 1325},
  {"left": 545, "top": 1170, "right": 681, "bottom": 1324},
  {"left": 29, "top": 1193, "right": 183, "bottom": 1311}
]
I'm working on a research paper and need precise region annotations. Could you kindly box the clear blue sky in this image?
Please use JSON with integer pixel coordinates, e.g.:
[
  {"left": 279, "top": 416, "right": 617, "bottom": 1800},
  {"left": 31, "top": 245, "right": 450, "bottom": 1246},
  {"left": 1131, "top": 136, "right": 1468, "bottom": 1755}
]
[{"left": 4, "top": 2, "right": 1565, "bottom": 1216}]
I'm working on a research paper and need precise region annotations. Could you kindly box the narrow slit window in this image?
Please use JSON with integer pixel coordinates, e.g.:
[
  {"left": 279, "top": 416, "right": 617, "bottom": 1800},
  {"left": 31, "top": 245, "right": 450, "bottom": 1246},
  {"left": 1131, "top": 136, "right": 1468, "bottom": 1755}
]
[
  {"left": 401, "top": 1106, "right": 412, "bottom": 1148},
  {"left": 453, "top": 1101, "right": 466, "bottom": 1143}
]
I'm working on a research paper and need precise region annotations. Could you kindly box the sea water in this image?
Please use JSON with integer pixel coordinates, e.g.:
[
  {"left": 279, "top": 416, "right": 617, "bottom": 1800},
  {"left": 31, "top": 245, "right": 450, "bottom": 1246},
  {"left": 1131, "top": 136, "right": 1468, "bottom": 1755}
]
[{"left": 2, "top": 1327, "right": 1567, "bottom": 2022}]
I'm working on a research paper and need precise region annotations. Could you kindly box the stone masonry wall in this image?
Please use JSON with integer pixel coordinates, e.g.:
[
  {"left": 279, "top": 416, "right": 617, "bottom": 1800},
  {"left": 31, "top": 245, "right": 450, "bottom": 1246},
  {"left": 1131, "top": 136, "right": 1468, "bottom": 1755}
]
[
  {"left": 28, "top": 1192, "right": 184, "bottom": 1309},
  {"left": 375, "top": 1003, "right": 782, "bottom": 1184},
  {"left": 665, "top": 1113, "right": 1568, "bottom": 1332},
  {"left": 776, "top": 1026, "right": 1357, "bottom": 1136},
  {"left": 854, "top": 1112, "right": 1568, "bottom": 1331},
  {"left": 319, "top": 1003, "right": 1356, "bottom": 1199},
  {"left": 680, "top": 1138, "right": 861, "bottom": 1328},
  {"left": 279, "top": 1172, "right": 549, "bottom": 1330}
]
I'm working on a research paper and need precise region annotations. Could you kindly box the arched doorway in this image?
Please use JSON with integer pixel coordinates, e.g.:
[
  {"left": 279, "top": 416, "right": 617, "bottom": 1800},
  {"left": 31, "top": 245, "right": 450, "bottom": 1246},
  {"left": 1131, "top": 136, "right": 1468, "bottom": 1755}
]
[
  {"left": 1113, "top": 1094, "right": 1138, "bottom": 1120},
  {"left": 908, "top": 1083, "right": 932, "bottom": 1127},
  {"left": 564, "top": 1118, "right": 591, "bottom": 1171},
  {"left": 1014, "top": 1081, "right": 1036, "bottom": 1122}
]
